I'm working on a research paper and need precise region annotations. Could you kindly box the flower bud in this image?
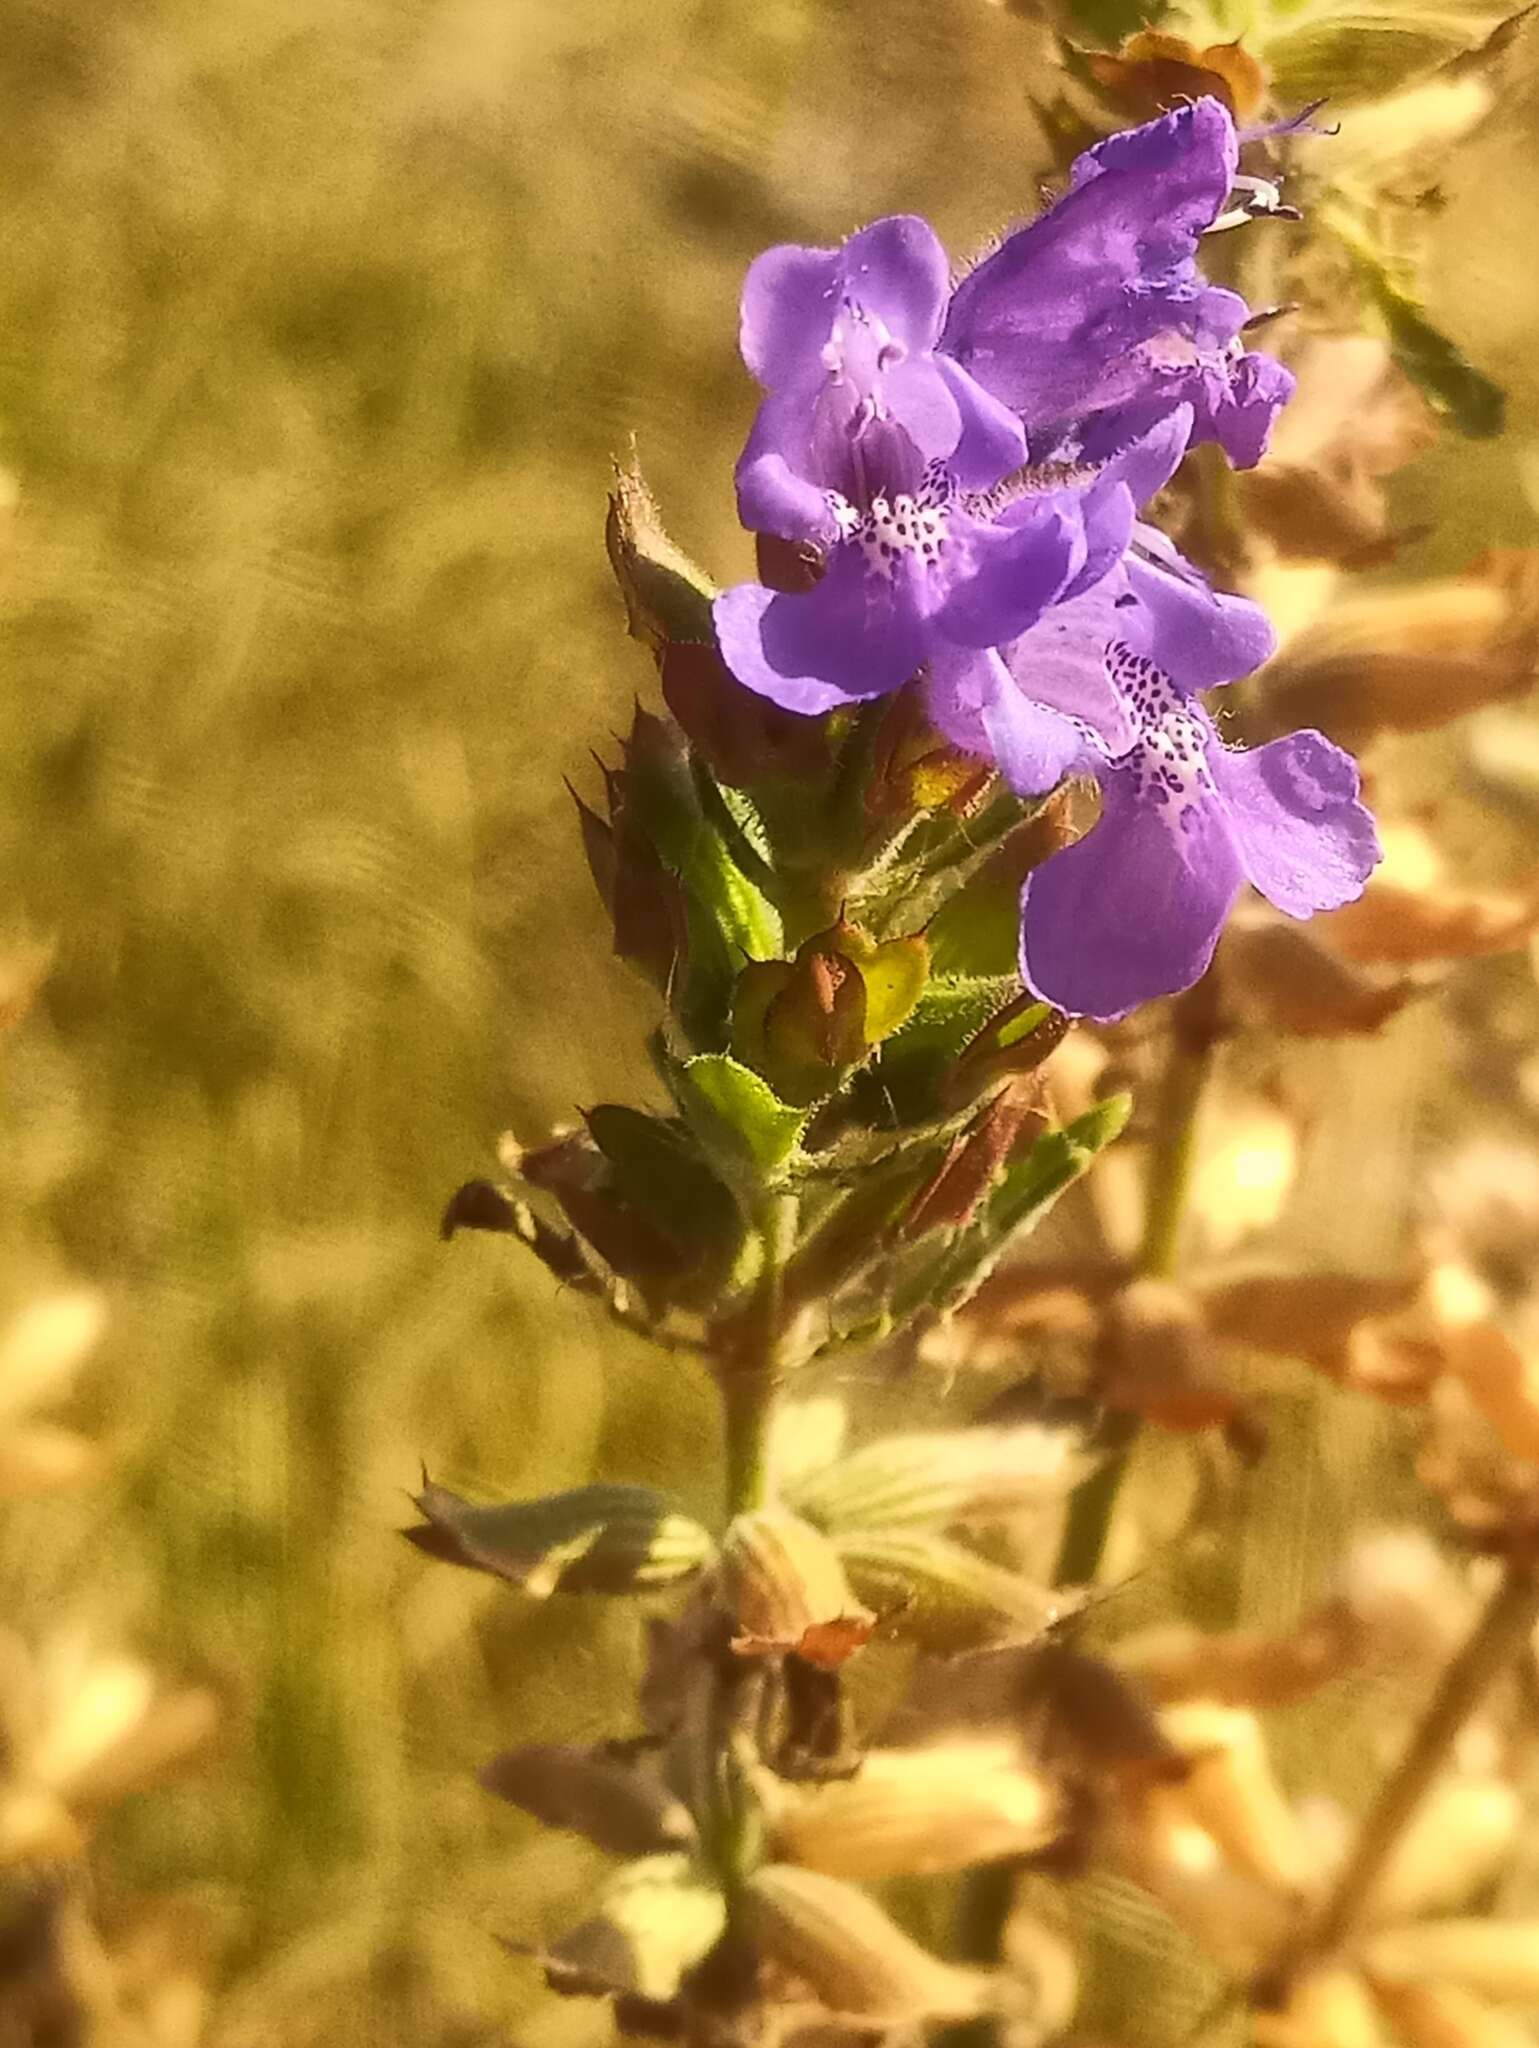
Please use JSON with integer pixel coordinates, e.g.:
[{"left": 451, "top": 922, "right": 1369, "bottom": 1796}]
[
  {"left": 1157, "top": 1704, "right": 1313, "bottom": 1898},
  {"left": 745, "top": 1864, "right": 987, "bottom": 2019},
  {"left": 787, "top": 1422, "right": 1079, "bottom": 1534},
  {"left": 543, "top": 1853, "right": 727, "bottom": 2003},
  {"left": 1365, "top": 1978, "right": 1535, "bottom": 2048},
  {"left": 1082, "top": 30, "right": 1267, "bottom": 121},
  {"left": 720, "top": 1508, "right": 874, "bottom": 1668},
  {"left": 732, "top": 923, "right": 927, "bottom": 1108},
  {"left": 1362, "top": 1920, "right": 1539, "bottom": 2004},
  {"left": 766, "top": 1738, "right": 1060, "bottom": 1878}
]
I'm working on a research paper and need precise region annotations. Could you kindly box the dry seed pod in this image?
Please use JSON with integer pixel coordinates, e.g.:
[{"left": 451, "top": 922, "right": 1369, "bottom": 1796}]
[
  {"left": 1101, "top": 1784, "right": 1296, "bottom": 1965},
  {"left": 1097, "top": 1278, "right": 1250, "bottom": 1435},
  {"left": 1416, "top": 1379, "right": 1539, "bottom": 1556},
  {"left": 745, "top": 1864, "right": 987, "bottom": 2020},
  {"left": 1361, "top": 1920, "right": 1539, "bottom": 2003},
  {"left": 1319, "top": 878, "right": 1539, "bottom": 966},
  {"left": 1194, "top": 1266, "right": 1424, "bottom": 1383},
  {"left": 1113, "top": 1608, "right": 1361, "bottom": 1708},
  {"left": 1082, "top": 30, "right": 1267, "bottom": 121},
  {"left": 1219, "top": 919, "right": 1420, "bottom": 1037},
  {"left": 1256, "top": 571, "right": 1535, "bottom": 748},
  {"left": 1000, "top": 1904, "right": 1080, "bottom": 2040},
  {"left": 766, "top": 1737, "right": 1060, "bottom": 1879},
  {"left": 721, "top": 1509, "right": 874, "bottom": 1668},
  {"left": 542, "top": 1853, "right": 727, "bottom": 2003},
  {"left": 1157, "top": 1704, "right": 1313, "bottom": 1898},
  {"left": 786, "top": 1423, "right": 1079, "bottom": 1534},
  {"left": 1253, "top": 1967, "right": 1391, "bottom": 2048},
  {"left": 479, "top": 1745, "right": 695, "bottom": 1857},
  {"left": 1367, "top": 1777, "right": 1521, "bottom": 1924},
  {"left": 1365, "top": 1977, "right": 1536, "bottom": 2048},
  {"left": 1439, "top": 1315, "right": 1539, "bottom": 1464}
]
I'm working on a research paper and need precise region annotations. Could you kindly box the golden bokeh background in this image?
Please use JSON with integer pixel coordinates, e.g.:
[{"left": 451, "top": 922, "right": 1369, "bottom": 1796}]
[{"left": 0, "top": 1, "right": 1536, "bottom": 2042}]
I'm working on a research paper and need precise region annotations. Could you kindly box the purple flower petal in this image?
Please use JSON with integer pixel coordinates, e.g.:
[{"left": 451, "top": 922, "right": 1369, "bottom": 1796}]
[
  {"left": 932, "top": 500, "right": 1083, "bottom": 650},
  {"left": 735, "top": 389, "right": 844, "bottom": 544},
  {"left": 998, "top": 579, "right": 1141, "bottom": 757},
  {"left": 933, "top": 355, "right": 1030, "bottom": 488},
  {"left": 942, "top": 100, "right": 1238, "bottom": 425},
  {"left": 1126, "top": 528, "right": 1275, "bottom": 687},
  {"left": 881, "top": 357, "right": 964, "bottom": 469},
  {"left": 1019, "top": 758, "right": 1245, "bottom": 1021},
  {"left": 1212, "top": 728, "right": 1381, "bottom": 917},
  {"left": 741, "top": 245, "right": 841, "bottom": 391},
  {"left": 1200, "top": 349, "right": 1296, "bottom": 469},
  {"left": 713, "top": 547, "right": 927, "bottom": 715},
  {"left": 1070, "top": 95, "right": 1239, "bottom": 203},
  {"left": 838, "top": 215, "right": 951, "bottom": 355},
  {"left": 1088, "top": 405, "right": 1194, "bottom": 510},
  {"left": 928, "top": 645, "right": 1092, "bottom": 795}
]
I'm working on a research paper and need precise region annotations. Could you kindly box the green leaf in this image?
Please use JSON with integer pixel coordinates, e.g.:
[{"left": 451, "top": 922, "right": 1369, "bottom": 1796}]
[
  {"left": 835, "top": 1529, "right": 1061, "bottom": 1646},
  {"left": 1335, "top": 222, "right": 1505, "bottom": 438},
  {"left": 404, "top": 1480, "right": 715, "bottom": 1596},
  {"left": 788, "top": 1424, "right": 1082, "bottom": 1535},
  {"left": 543, "top": 1854, "right": 728, "bottom": 2002},
  {"left": 854, "top": 933, "right": 929, "bottom": 1045},
  {"left": 584, "top": 1104, "right": 740, "bottom": 1239},
  {"left": 861, "top": 975, "right": 1019, "bottom": 1124},
  {"left": 1267, "top": 9, "right": 1514, "bottom": 105},
  {"left": 480, "top": 1744, "right": 697, "bottom": 1856},
  {"left": 605, "top": 457, "right": 716, "bottom": 651},
  {"left": 888, "top": 1094, "right": 1132, "bottom": 1324},
  {"left": 676, "top": 1053, "right": 807, "bottom": 1184},
  {"left": 624, "top": 712, "right": 784, "bottom": 963}
]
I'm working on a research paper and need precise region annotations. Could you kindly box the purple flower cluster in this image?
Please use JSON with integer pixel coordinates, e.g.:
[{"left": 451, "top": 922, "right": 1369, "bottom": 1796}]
[{"left": 712, "top": 99, "right": 1379, "bottom": 1022}]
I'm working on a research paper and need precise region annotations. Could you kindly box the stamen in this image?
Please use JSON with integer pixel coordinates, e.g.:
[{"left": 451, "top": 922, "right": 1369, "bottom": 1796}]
[{"left": 1206, "top": 175, "right": 1299, "bottom": 234}]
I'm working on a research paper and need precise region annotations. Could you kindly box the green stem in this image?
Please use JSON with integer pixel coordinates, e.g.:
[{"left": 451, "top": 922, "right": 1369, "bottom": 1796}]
[
  {"left": 1053, "top": 974, "right": 1224, "bottom": 1589},
  {"left": 1301, "top": 1561, "right": 1539, "bottom": 1960},
  {"left": 949, "top": 983, "right": 1225, "bottom": 2039},
  {"left": 721, "top": 1192, "right": 798, "bottom": 1518},
  {"left": 1138, "top": 968, "right": 1223, "bottom": 1283}
]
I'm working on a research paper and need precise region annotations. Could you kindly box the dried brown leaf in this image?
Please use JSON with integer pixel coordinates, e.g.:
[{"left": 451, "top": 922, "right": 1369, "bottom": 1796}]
[
  {"left": 1318, "top": 878, "right": 1539, "bottom": 964},
  {"left": 1219, "top": 919, "right": 1422, "bottom": 1036}
]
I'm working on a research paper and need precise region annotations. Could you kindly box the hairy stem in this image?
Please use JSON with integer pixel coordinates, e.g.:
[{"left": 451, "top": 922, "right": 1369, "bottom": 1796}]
[{"left": 721, "top": 1192, "right": 799, "bottom": 1519}]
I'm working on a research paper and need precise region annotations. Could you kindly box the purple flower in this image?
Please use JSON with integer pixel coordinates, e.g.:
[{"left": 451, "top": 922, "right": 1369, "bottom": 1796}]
[
  {"left": 927, "top": 539, "right": 1380, "bottom": 1022},
  {"left": 713, "top": 217, "right": 1086, "bottom": 716},
  {"left": 942, "top": 99, "right": 1293, "bottom": 473}
]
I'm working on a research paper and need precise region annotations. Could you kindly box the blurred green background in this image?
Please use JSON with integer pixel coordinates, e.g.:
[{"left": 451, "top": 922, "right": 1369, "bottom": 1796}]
[{"left": 0, "top": 0, "right": 1535, "bottom": 2042}]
